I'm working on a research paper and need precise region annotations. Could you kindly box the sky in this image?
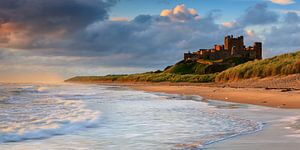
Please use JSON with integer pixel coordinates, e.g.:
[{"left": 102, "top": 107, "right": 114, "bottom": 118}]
[{"left": 0, "top": 0, "right": 299, "bottom": 83}]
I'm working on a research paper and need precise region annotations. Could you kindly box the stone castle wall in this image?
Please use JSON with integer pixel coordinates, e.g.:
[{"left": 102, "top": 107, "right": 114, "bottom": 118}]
[{"left": 184, "top": 35, "right": 262, "bottom": 61}]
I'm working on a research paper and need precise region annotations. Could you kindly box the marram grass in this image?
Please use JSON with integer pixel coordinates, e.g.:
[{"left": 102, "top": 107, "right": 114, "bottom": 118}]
[
  {"left": 66, "top": 51, "right": 300, "bottom": 83},
  {"left": 66, "top": 73, "right": 217, "bottom": 83},
  {"left": 215, "top": 51, "right": 300, "bottom": 82}
]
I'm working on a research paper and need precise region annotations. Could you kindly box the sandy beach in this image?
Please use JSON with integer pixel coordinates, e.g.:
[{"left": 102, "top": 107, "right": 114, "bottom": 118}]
[
  {"left": 129, "top": 84, "right": 300, "bottom": 109},
  {"left": 64, "top": 75, "right": 300, "bottom": 149},
  {"left": 124, "top": 81, "right": 300, "bottom": 149},
  {"left": 67, "top": 74, "right": 300, "bottom": 108},
  {"left": 88, "top": 74, "right": 300, "bottom": 109}
]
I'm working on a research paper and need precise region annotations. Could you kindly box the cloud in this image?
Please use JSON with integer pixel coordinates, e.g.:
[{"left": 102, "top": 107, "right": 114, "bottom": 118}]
[
  {"left": 258, "top": 11, "right": 299, "bottom": 56},
  {"left": 246, "top": 29, "right": 255, "bottom": 37},
  {"left": 160, "top": 4, "right": 200, "bottom": 22},
  {"left": 0, "top": 2, "right": 299, "bottom": 79},
  {"left": 239, "top": 3, "right": 279, "bottom": 26},
  {"left": 0, "top": 0, "right": 117, "bottom": 28},
  {"left": 284, "top": 12, "right": 300, "bottom": 23},
  {"left": 0, "top": 0, "right": 117, "bottom": 49},
  {"left": 0, "top": 5, "right": 225, "bottom": 70},
  {"left": 279, "top": 9, "right": 300, "bottom": 16},
  {"left": 60, "top": 15, "right": 219, "bottom": 67},
  {"left": 111, "top": 17, "right": 129, "bottom": 22},
  {"left": 270, "top": 0, "right": 295, "bottom": 5},
  {"left": 222, "top": 22, "right": 236, "bottom": 28}
]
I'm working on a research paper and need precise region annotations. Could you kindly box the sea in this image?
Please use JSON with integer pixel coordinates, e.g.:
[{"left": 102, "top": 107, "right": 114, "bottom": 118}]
[{"left": 0, "top": 83, "right": 299, "bottom": 150}]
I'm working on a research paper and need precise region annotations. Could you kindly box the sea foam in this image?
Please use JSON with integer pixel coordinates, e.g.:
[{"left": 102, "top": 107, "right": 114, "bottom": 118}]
[{"left": 0, "top": 84, "right": 100, "bottom": 143}]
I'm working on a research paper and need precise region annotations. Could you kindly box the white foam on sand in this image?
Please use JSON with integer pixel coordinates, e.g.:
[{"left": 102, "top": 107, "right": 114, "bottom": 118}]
[{"left": 280, "top": 116, "right": 300, "bottom": 138}]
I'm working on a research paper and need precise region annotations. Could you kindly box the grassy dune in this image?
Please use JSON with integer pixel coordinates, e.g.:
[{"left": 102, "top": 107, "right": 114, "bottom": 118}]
[
  {"left": 66, "top": 73, "right": 217, "bottom": 83},
  {"left": 165, "top": 57, "right": 251, "bottom": 75},
  {"left": 216, "top": 51, "right": 300, "bottom": 82},
  {"left": 66, "top": 57, "right": 246, "bottom": 83},
  {"left": 66, "top": 51, "right": 299, "bottom": 84}
]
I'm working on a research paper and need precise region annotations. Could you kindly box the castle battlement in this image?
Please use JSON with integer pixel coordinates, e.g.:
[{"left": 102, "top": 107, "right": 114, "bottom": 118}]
[{"left": 184, "top": 35, "right": 262, "bottom": 61}]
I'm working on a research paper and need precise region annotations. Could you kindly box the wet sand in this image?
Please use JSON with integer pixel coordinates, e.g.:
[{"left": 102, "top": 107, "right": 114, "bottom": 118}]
[
  {"left": 67, "top": 80, "right": 300, "bottom": 149},
  {"left": 206, "top": 107, "right": 300, "bottom": 150},
  {"left": 68, "top": 75, "right": 300, "bottom": 149},
  {"left": 104, "top": 82, "right": 300, "bottom": 149}
]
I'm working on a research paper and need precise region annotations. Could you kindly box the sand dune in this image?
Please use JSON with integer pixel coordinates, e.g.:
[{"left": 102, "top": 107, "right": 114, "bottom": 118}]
[{"left": 221, "top": 74, "right": 300, "bottom": 90}]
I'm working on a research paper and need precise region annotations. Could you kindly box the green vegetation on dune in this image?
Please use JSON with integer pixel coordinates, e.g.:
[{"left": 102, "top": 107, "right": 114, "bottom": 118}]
[
  {"left": 164, "top": 60, "right": 209, "bottom": 75},
  {"left": 216, "top": 51, "right": 300, "bottom": 82},
  {"left": 66, "top": 73, "right": 217, "bottom": 83},
  {"left": 66, "top": 57, "right": 249, "bottom": 83},
  {"left": 164, "top": 57, "right": 251, "bottom": 75},
  {"left": 66, "top": 51, "right": 300, "bottom": 84}
]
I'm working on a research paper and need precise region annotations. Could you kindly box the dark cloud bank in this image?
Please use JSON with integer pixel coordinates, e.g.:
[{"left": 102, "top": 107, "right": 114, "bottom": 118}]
[{"left": 0, "top": 1, "right": 299, "bottom": 76}]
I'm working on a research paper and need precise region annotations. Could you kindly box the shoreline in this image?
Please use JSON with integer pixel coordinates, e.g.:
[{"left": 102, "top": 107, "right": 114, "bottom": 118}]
[
  {"left": 4, "top": 83, "right": 300, "bottom": 150},
  {"left": 130, "top": 84, "right": 300, "bottom": 109},
  {"left": 69, "top": 81, "right": 300, "bottom": 109}
]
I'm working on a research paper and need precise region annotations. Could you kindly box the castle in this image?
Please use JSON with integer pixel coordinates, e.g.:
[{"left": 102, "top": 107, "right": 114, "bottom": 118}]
[{"left": 184, "top": 35, "right": 262, "bottom": 61}]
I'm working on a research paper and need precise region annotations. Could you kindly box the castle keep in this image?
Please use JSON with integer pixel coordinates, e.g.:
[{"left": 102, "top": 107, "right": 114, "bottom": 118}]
[{"left": 184, "top": 35, "right": 262, "bottom": 61}]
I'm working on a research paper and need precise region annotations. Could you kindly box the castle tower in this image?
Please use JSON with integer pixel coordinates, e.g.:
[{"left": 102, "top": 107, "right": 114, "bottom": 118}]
[
  {"left": 253, "top": 42, "right": 262, "bottom": 59},
  {"left": 237, "top": 36, "right": 244, "bottom": 50},
  {"left": 224, "top": 35, "right": 231, "bottom": 50},
  {"left": 224, "top": 35, "right": 244, "bottom": 51}
]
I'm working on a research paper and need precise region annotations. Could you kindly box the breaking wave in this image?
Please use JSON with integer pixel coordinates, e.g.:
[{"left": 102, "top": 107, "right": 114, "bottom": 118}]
[{"left": 0, "top": 84, "right": 100, "bottom": 143}]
